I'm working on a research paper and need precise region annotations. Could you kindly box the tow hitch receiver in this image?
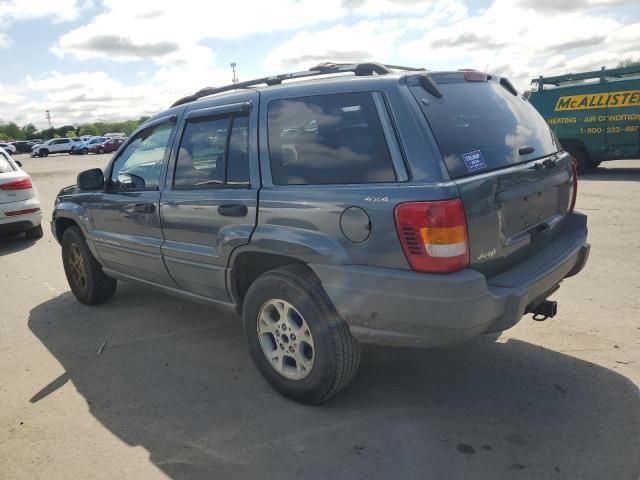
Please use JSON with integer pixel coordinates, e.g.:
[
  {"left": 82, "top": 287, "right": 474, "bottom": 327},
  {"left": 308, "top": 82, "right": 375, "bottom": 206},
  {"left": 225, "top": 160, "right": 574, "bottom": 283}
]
[{"left": 528, "top": 300, "right": 558, "bottom": 321}]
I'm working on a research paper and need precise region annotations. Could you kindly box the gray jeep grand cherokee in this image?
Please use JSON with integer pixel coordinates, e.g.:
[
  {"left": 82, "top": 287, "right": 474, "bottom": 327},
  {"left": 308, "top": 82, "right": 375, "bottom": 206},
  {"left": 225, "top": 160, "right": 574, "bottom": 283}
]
[{"left": 52, "top": 63, "right": 589, "bottom": 403}]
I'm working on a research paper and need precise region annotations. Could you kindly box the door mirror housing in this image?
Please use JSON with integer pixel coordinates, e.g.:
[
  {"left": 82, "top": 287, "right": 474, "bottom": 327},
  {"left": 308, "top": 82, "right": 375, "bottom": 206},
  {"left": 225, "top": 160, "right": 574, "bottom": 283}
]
[
  {"left": 15, "top": 160, "right": 22, "bottom": 167},
  {"left": 77, "top": 168, "right": 104, "bottom": 190}
]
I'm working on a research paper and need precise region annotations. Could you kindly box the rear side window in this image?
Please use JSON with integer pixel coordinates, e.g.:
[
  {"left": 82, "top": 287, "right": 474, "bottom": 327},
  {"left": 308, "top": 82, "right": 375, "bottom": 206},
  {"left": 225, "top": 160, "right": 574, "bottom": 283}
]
[
  {"left": 411, "top": 78, "right": 560, "bottom": 179},
  {"left": 268, "top": 92, "right": 396, "bottom": 185},
  {"left": 173, "top": 114, "right": 249, "bottom": 188}
]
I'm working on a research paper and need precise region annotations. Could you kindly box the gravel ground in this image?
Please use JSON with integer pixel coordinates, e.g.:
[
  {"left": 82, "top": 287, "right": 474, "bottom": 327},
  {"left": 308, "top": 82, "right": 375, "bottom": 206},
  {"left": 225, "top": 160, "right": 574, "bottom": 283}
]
[{"left": 1, "top": 154, "right": 638, "bottom": 480}]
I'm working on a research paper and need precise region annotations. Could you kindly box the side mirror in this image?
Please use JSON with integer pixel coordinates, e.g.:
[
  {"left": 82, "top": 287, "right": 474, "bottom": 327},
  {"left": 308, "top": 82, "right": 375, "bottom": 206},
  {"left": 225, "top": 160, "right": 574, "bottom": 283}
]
[
  {"left": 77, "top": 168, "right": 104, "bottom": 190},
  {"left": 15, "top": 160, "right": 22, "bottom": 167}
]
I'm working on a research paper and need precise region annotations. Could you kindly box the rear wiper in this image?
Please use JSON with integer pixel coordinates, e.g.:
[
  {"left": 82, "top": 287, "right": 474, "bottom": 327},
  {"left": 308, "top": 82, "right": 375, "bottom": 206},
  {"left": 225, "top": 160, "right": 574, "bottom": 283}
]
[{"left": 519, "top": 145, "right": 535, "bottom": 155}]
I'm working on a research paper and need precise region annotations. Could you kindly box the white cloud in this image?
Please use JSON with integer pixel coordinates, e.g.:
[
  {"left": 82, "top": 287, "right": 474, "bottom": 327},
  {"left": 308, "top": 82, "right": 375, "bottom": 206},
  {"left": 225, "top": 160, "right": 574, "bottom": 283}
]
[{"left": 0, "top": 0, "right": 86, "bottom": 23}]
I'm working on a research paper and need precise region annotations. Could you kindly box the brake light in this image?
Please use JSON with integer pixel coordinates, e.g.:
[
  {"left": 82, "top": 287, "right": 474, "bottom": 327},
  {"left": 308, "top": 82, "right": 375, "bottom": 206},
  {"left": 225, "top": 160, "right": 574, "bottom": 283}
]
[
  {"left": 394, "top": 199, "right": 470, "bottom": 273},
  {"left": 0, "top": 177, "right": 33, "bottom": 190},
  {"left": 460, "top": 69, "right": 488, "bottom": 82},
  {"left": 568, "top": 157, "right": 578, "bottom": 212}
]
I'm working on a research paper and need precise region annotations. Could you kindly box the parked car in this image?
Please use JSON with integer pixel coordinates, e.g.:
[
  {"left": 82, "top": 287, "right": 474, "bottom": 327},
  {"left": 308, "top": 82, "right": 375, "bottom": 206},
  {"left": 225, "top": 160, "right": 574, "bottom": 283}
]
[
  {"left": 12, "top": 141, "right": 35, "bottom": 154},
  {"left": 52, "top": 62, "right": 590, "bottom": 404},
  {"left": 0, "top": 142, "right": 17, "bottom": 154},
  {"left": 0, "top": 147, "right": 43, "bottom": 239},
  {"left": 88, "top": 138, "right": 124, "bottom": 154},
  {"left": 71, "top": 136, "right": 108, "bottom": 155},
  {"left": 31, "top": 138, "right": 76, "bottom": 157}
]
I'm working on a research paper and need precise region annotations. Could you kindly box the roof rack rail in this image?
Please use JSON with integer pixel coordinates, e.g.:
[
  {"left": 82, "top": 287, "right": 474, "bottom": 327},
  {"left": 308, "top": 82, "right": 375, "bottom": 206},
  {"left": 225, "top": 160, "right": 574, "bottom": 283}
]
[
  {"left": 171, "top": 62, "right": 424, "bottom": 107},
  {"left": 532, "top": 65, "right": 640, "bottom": 89}
]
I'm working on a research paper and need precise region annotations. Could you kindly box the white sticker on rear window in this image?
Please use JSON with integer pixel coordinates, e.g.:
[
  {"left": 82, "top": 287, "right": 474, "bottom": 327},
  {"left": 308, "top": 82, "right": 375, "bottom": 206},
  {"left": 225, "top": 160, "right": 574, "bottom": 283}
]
[{"left": 461, "top": 150, "right": 487, "bottom": 172}]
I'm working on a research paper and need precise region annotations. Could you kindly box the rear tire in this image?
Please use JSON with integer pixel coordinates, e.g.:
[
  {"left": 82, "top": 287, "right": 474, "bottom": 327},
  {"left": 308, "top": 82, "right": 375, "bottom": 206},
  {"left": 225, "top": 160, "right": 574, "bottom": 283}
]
[
  {"left": 25, "top": 224, "right": 43, "bottom": 240},
  {"left": 61, "top": 226, "right": 116, "bottom": 305},
  {"left": 242, "top": 265, "right": 360, "bottom": 404}
]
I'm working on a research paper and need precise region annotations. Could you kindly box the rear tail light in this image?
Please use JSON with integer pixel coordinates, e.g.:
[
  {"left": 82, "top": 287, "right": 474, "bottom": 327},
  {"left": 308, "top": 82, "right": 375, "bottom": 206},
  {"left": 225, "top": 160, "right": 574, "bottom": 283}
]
[
  {"left": 394, "top": 199, "right": 470, "bottom": 273},
  {"left": 0, "top": 177, "right": 33, "bottom": 190},
  {"left": 568, "top": 157, "right": 578, "bottom": 212}
]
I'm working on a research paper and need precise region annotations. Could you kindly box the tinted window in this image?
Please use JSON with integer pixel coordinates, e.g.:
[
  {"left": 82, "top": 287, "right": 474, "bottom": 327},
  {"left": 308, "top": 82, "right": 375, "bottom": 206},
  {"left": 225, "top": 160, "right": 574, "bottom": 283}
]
[
  {"left": 268, "top": 92, "right": 395, "bottom": 185},
  {"left": 0, "top": 152, "right": 14, "bottom": 173},
  {"left": 411, "top": 78, "right": 560, "bottom": 179},
  {"left": 173, "top": 114, "right": 249, "bottom": 188},
  {"left": 110, "top": 122, "right": 173, "bottom": 190}
]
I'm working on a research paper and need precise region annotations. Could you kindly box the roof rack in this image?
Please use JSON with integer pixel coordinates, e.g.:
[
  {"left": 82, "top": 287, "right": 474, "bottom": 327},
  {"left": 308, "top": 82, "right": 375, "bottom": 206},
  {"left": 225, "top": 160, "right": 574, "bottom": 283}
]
[
  {"left": 171, "top": 62, "right": 424, "bottom": 107},
  {"left": 532, "top": 65, "right": 640, "bottom": 89}
]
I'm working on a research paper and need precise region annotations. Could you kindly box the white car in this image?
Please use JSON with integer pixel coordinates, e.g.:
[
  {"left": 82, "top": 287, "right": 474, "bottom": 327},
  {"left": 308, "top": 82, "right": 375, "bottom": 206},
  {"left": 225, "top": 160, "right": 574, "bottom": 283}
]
[
  {"left": 0, "top": 142, "right": 17, "bottom": 154},
  {"left": 0, "top": 147, "right": 43, "bottom": 239},
  {"left": 31, "top": 138, "right": 76, "bottom": 157}
]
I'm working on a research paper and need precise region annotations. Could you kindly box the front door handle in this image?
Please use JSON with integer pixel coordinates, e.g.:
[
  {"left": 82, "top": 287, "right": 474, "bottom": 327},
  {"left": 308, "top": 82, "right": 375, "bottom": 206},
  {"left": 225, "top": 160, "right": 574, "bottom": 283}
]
[
  {"left": 218, "top": 204, "right": 248, "bottom": 217},
  {"left": 124, "top": 203, "right": 156, "bottom": 214}
]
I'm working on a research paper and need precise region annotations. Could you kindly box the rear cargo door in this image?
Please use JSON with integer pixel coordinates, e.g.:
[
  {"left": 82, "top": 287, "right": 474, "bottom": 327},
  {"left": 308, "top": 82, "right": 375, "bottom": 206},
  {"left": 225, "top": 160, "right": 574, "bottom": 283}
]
[{"left": 409, "top": 73, "right": 574, "bottom": 277}]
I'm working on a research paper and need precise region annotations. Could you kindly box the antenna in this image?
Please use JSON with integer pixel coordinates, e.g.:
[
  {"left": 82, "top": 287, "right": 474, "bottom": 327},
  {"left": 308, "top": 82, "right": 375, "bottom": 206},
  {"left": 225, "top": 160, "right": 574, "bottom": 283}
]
[{"left": 230, "top": 62, "right": 238, "bottom": 84}]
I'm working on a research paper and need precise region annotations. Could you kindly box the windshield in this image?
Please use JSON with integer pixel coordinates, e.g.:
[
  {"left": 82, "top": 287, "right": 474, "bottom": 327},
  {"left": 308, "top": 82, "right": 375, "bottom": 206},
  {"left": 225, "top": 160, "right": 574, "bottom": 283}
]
[{"left": 411, "top": 79, "right": 560, "bottom": 179}]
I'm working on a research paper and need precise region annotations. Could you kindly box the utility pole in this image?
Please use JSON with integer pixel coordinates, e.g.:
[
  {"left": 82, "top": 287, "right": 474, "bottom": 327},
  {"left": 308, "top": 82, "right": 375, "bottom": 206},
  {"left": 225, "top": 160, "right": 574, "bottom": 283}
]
[
  {"left": 230, "top": 62, "right": 238, "bottom": 84},
  {"left": 45, "top": 110, "right": 52, "bottom": 128}
]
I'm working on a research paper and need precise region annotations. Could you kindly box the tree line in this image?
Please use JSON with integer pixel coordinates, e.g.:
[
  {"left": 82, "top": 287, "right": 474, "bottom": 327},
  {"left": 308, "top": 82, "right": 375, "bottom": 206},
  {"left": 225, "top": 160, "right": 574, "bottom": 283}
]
[{"left": 0, "top": 117, "right": 150, "bottom": 142}]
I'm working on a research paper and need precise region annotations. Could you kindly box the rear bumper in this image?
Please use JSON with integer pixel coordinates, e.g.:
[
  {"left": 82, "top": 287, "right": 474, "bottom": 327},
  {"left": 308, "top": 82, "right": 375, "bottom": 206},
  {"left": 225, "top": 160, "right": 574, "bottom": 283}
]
[
  {"left": 0, "top": 211, "right": 42, "bottom": 235},
  {"left": 311, "top": 212, "right": 589, "bottom": 348}
]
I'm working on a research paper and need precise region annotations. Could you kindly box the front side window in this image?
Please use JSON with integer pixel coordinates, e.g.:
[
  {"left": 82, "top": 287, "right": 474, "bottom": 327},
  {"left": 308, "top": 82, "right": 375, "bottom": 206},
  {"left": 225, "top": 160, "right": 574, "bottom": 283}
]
[
  {"left": 267, "top": 92, "right": 396, "bottom": 185},
  {"left": 173, "top": 114, "right": 249, "bottom": 188},
  {"left": 110, "top": 122, "right": 173, "bottom": 190}
]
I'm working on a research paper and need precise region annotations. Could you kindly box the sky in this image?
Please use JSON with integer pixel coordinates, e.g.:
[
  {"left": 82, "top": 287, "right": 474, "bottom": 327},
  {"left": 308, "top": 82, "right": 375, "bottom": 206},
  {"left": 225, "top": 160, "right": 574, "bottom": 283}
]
[{"left": 0, "top": 0, "right": 638, "bottom": 129}]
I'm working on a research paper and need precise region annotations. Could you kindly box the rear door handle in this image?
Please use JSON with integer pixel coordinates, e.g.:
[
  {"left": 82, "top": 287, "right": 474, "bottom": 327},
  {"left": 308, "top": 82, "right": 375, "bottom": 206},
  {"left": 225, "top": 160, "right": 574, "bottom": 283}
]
[
  {"left": 218, "top": 204, "right": 248, "bottom": 217},
  {"left": 124, "top": 203, "right": 156, "bottom": 214}
]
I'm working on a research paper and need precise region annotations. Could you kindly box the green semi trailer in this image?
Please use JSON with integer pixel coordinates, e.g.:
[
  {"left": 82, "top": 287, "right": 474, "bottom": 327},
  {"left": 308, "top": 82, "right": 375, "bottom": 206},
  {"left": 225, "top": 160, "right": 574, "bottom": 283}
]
[{"left": 528, "top": 65, "right": 640, "bottom": 173}]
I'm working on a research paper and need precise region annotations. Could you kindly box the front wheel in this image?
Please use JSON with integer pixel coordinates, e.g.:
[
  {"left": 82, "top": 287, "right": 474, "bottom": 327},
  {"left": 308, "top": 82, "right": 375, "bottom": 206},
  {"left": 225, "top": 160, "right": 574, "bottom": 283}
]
[
  {"left": 39, "top": 149, "right": 49, "bottom": 158},
  {"left": 97, "top": 147, "right": 105, "bottom": 154},
  {"left": 61, "top": 226, "right": 116, "bottom": 305},
  {"left": 242, "top": 265, "right": 360, "bottom": 404}
]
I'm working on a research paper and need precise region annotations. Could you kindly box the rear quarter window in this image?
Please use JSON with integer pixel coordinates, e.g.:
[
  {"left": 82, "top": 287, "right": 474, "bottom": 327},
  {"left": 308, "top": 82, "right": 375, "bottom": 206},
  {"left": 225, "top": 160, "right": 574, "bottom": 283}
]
[
  {"left": 267, "top": 92, "right": 396, "bottom": 185},
  {"left": 411, "top": 79, "right": 560, "bottom": 179},
  {"left": 0, "top": 153, "right": 14, "bottom": 173}
]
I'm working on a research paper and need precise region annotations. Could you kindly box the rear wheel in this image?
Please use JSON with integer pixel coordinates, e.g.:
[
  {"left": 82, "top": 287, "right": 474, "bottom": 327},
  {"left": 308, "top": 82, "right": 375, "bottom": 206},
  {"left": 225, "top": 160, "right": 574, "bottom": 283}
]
[
  {"left": 25, "top": 224, "right": 43, "bottom": 239},
  {"left": 81, "top": 148, "right": 88, "bottom": 155},
  {"left": 242, "top": 265, "right": 360, "bottom": 404},
  {"left": 61, "top": 226, "right": 116, "bottom": 304}
]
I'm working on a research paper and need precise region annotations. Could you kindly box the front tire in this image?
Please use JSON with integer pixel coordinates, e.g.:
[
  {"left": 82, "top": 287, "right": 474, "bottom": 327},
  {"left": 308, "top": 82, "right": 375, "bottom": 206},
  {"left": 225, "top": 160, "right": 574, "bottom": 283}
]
[
  {"left": 242, "top": 265, "right": 360, "bottom": 404},
  {"left": 61, "top": 226, "right": 116, "bottom": 305},
  {"left": 39, "top": 149, "right": 49, "bottom": 158},
  {"left": 97, "top": 147, "right": 105, "bottom": 154}
]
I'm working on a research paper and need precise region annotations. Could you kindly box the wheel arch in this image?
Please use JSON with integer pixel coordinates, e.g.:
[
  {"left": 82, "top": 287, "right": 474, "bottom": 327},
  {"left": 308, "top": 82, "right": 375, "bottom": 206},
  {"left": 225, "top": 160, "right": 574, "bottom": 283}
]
[{"left": 229, "top": 251, "right": 310, "bottom": 311}]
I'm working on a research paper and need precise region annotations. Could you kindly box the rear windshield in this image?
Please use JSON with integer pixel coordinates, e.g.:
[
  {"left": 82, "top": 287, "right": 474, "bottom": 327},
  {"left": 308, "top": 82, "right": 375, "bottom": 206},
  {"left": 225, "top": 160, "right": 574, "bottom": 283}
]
[{"left": 411, "top": 78, "right": 560, "bottom": 179}]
